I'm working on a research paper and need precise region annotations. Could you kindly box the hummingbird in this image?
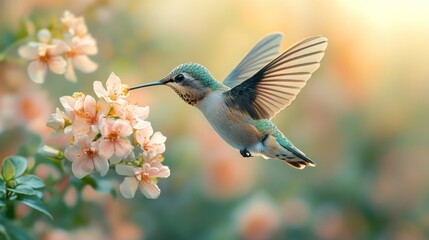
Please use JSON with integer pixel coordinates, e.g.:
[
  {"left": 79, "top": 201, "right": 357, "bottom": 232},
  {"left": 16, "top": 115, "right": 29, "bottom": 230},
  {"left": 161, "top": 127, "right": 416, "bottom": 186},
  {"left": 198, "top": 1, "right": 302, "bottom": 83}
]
[{"left": 129, "top": 33, "right": 327, "bottom": 169}]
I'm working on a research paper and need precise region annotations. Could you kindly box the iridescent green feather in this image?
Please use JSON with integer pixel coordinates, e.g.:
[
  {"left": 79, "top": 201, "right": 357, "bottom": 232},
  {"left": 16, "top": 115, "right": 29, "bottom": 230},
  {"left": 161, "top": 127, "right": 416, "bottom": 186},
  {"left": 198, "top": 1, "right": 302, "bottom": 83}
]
[{"left": 170, "top": 63, "right": 225, "bottom": 90}]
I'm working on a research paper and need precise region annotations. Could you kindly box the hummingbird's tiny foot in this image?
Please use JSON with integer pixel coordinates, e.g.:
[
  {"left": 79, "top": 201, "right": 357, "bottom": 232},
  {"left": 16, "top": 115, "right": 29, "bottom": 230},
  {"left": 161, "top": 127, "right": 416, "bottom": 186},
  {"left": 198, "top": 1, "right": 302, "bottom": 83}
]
[{"left": 240, "top": 149, "right": 252, "bottom": 158}]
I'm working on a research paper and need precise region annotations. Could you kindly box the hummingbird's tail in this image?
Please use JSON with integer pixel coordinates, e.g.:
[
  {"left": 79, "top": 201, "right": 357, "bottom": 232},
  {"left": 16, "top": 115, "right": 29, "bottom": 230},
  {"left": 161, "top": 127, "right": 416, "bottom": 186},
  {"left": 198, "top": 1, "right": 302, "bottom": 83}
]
[
  {"left": 278, "top": 144, "right": 316, "bottom": 169},
  {"left": 259, "top": 134, "right": 316, "bottom": 169}
]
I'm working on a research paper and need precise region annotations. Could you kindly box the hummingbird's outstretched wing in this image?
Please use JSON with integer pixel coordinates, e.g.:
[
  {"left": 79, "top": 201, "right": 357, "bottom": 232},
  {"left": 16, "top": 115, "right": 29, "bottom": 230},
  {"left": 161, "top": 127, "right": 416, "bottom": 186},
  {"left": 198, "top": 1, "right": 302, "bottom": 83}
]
[
  {"left": 224, "top": 36, "right": 328, "bottom": 120},
  {"left": 223, "top": 33, "right": 283, "bottom": 88}
]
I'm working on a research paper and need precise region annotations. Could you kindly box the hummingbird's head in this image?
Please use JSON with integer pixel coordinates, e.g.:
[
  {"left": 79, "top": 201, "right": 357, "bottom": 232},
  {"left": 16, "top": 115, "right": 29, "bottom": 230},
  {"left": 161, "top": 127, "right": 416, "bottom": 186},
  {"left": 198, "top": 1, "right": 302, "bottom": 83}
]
[{"left": 130, "top": 63, "right": 224, "bottom": 106}]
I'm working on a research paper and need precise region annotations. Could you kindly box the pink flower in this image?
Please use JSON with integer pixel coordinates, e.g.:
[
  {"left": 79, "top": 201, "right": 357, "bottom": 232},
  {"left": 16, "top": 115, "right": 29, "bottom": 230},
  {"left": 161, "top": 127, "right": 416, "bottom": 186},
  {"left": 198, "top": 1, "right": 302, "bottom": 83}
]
[
  {"left": 64, "top": 35, "right": 98, "bottom": 82},
  {"left": 117, "top": 104, "right": 151, "bottom": 129},
  {"left": 115, "top": 161, "right": 170, "bottom": 199},
  {"left": 65, "top": 135, "right": 108, "bottom": 179},
  {"left": 59, "top": 92, "right": 86, "bottom": 116},
  {"left": 99, "top": 118, "right": 133, "bottom": 161},
  {"left": 136, "top": 126, "right": 166, "bottom": 155},
  {"left": 71, "top": 96, "right": 110, "bottom": 138},
  {"left": 93, "top": 73, "right": 129, "bottom": 104},
  {"left": 18, "top": 40, "right": 68, "bottom": 83},
  {"left": 61, "top": 11, "right": 88, "bottom": 38}
]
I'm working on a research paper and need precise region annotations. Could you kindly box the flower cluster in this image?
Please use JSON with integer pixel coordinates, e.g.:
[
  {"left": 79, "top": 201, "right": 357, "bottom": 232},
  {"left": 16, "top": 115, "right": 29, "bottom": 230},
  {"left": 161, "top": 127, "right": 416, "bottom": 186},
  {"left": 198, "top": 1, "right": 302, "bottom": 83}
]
[
  {"left": 18, "top": 11, "right": 97, "bottom": 83},
  {"left": 47, "top": 73, "right": 170, "bottom": 199}
]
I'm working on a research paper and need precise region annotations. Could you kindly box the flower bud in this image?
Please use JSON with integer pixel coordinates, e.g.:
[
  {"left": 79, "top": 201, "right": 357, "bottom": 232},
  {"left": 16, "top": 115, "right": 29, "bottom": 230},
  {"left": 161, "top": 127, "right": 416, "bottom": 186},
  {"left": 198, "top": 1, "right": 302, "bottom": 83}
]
[
  {"left": 38, "top": 145, "right": 63, "bottom": 159},
  {"left": 47, "top": 112, "right": 65, "bottom": 131},
  {"left": 37, "top": 28, "right": 51, "bottom": 43},
  {"left": 7, "top": 180, "right": 17, "bottom": 188}
]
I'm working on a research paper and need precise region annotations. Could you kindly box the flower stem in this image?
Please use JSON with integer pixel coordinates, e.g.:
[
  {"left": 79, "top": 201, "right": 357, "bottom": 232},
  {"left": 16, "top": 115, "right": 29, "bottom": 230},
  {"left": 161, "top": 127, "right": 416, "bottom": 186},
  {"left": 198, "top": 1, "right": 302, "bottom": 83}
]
[{"left": 0, "top": 37, "right": 31, "bottom": 63}]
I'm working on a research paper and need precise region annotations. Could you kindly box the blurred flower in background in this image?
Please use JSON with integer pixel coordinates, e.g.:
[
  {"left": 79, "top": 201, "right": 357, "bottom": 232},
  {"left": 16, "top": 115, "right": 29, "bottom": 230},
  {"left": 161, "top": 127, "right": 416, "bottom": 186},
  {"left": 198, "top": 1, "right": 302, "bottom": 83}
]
[
  {"left": 1, "top": 0, "right": 429, "bottom": 239},
  {"left": 16, "top": 11, "right": 98, "bottom": 83}
]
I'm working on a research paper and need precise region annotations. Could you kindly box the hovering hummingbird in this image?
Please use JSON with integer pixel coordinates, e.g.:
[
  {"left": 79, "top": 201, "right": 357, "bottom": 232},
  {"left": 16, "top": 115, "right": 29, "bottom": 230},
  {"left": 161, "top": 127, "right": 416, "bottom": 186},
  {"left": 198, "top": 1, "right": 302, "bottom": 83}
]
[{"left": 129, "top": 33, "right": 327, "bottom": 169}]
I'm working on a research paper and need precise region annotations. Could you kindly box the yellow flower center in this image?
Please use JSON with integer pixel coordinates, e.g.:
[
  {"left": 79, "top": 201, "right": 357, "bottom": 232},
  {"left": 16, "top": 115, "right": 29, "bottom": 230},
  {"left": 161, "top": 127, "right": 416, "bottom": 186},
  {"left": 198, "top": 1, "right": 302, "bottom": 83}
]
[
  {"left": 72, "top": 92, "right": 84, "bottom": 98},
  {"left": 109, "top": 92, "right": 119, "bottom": 101},
  {"left": 122, "top": 84, "right": 129, "bottom": 96}
]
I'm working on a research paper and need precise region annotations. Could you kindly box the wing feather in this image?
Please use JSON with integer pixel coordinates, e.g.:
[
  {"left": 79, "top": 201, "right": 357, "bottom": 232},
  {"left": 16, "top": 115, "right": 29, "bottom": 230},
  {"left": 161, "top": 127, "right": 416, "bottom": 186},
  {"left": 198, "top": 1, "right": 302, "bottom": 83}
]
[
  {"left": 224, "top": 36, "right": 328, "bottom": 119},
  {"left": 223, "top": 33, "right": 283, "bottom": 88}
]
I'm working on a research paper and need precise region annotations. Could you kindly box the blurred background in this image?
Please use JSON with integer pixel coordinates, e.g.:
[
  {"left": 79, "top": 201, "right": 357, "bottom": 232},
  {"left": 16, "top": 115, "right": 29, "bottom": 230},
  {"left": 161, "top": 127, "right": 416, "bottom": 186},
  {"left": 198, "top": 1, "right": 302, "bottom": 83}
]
[{"left": 1, "top": 0, "right": 429, "bottom": 239}]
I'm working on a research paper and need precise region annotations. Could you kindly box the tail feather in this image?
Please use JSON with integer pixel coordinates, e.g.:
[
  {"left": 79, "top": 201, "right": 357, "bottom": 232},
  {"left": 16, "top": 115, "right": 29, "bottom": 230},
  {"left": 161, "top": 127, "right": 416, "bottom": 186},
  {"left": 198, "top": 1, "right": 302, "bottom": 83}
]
[{"left": 280, "top": 144, "right": 316, "bottom": 169}]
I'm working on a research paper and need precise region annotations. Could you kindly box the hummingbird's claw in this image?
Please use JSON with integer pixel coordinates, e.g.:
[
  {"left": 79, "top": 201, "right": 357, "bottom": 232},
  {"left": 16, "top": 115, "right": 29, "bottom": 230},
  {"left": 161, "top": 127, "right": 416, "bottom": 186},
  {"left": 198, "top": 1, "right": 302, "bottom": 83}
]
[{"left": 240, "top": 149, "right": 252, "bottom": 158}]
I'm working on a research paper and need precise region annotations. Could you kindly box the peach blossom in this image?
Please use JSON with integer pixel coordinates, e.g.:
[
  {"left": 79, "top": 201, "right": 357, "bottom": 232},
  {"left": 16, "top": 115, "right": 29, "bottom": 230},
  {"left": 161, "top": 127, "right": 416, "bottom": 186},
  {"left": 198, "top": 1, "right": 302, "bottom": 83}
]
[
  {"left": 98, "top": 118, "right": 133, "bottom": 161},
  {"left": 116, "top": 161, "right": 170, "bottom": 199},
  {"left": 71, "top": 96, "right": 110, "bottom": 138},
  {"left": 117, "top": 104, "right": 150, "bottom": 129},
  {"left": 136, "top": 126, "right": 166, "bottom": 155},
  {"left": 65, "top": 135, "right": 108, "bottom": 179},
  {"left": 93, "top": 72, "right": 129, "bottom": 104},
  {"left": 18, "top": 40, "right": 67, "bottom": 83},
  {"left": 59, "top": 92, "right": 85, "bottom": 117},
  {"left": 64, "top": 35, "right": 98, "bottom": 82},
  {"left": 61, "top": 11, "right": 88, "bottom": 38}
]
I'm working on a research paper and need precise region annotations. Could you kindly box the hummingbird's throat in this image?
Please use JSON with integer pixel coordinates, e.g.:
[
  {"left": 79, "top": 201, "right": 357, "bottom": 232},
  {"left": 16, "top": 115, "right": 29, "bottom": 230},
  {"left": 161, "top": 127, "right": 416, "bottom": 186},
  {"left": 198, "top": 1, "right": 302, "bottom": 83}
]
[{"left": 171, "top": 87, "right": 203, "bottom": 106}]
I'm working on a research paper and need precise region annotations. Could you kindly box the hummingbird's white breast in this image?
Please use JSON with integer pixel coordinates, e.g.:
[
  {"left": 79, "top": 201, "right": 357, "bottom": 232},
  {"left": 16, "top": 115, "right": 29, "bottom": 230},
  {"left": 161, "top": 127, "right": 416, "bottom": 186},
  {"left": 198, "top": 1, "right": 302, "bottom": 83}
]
[{"left": 196, "top": 91, "right": 262, "bottom": 150}]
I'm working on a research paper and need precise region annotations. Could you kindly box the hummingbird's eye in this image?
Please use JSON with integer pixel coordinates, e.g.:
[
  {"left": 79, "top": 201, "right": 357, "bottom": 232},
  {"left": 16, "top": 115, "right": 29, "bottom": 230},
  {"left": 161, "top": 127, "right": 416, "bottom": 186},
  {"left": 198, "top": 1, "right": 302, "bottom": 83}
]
[{"left": 175, "top": 74, "right": 185, "bottom": 83}]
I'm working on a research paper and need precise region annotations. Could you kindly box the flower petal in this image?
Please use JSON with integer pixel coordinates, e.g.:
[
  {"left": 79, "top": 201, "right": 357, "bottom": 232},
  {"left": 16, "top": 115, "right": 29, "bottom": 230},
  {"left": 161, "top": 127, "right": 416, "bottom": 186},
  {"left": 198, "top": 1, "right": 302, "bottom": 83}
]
[
  {"left": 71, "top": 117, "right": 91, "bottom": 137},
  {"left": 149, "top": 132, "right": 167, "bottom": 145},
  {"left": 49, "top": 40, "right": 68, "bottom": 55},
  {"left": 93, "top": 81, "right": 108, "bottom": 98},
  {"left": 18, "top": 44, "right": 38, "bottom": 60},
  {"left": 93, "top": 155, "right": 109, "bottom": 176},
  {"left": 98, "top": 139, "right": 115, "bottom": 159},
  {"left": 136, "top": 125, "right": 154, "bottom": 146},
  {"left": 96, "top": 98, "right": 111, "bottom": 118},
  {"left": 119, "top": 177, "right": 139, "bottom": 199},
  {"left": 76, "top": 36, "right": 98, "bottom": 55},
  {"left": 60, "top": 96, "right": 77, "bottom": 112},
  {"left": 155, "top": 166, "right": 170, "bottom": 178},
  {"left": 71, "top": 156, "right": 94, "bottom": 179},
  {"left": 115, "top": 164, "right": 136, "bottom": 176},
  {"left": 72, "top": 55, "right": 98, "bottom": 73},
  {"left": 27, "top": 60, "right": 47, "bottom": 84},
  {"left": 84, "top": 95, "right": 97, "bottom": 119},
  {"left": 64, "top": 145, "right": 81, "bottom": 162},
  {"left": 106, "top": 72, "right": 121, "bottom": 91},
  {"left": 115, "top": 119, "right": 133, "bottom": 137},
  {"left": 65, "top": 58, "right": 77, "bottom": 82},
  {"left": 48, "top": 56, "right": 66, "bottom": 74},
  {"left": 140, "top": 181, "right": 161, "bottom": 199},
  {"left": 113, "top": 139, "right": 133, "bottom": 159},
  {"left": 132, "top": 120, "right": 151, "bottom": 130}
]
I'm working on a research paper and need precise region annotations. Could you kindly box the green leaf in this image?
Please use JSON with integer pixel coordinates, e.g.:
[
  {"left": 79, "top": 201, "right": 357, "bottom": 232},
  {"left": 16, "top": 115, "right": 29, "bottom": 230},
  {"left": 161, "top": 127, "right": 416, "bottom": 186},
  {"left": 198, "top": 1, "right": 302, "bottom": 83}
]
[
  {"left": 9, "top": 156, "right": 27, "bottom": 178},
  {"left": 17, "top": 195, "right": 53, "bottom": 220},
  {"left": 8, "top": 185, "right": 35, "bottom": 195},
  {"left": 15, "top": 175, "right": 45, "bottom": 188},
  {"left": 0, "top": 223, "right": 10, "bottom": 240},
  {"left": 1, "top": 159, "right": 15, "bottom": 181},
  {"left": 0, "top": 199, "right": 5, "bottom": 207},
  {"left": 0, "top": 215, "right": 32, "bottom": 240}
]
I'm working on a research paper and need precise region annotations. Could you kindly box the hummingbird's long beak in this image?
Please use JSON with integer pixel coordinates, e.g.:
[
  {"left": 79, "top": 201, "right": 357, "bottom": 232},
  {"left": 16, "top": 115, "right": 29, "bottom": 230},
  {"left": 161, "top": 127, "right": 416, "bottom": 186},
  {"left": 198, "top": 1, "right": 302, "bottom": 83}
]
[{"left": 128, "top": 81, "right": 165, "bottom": 91}]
